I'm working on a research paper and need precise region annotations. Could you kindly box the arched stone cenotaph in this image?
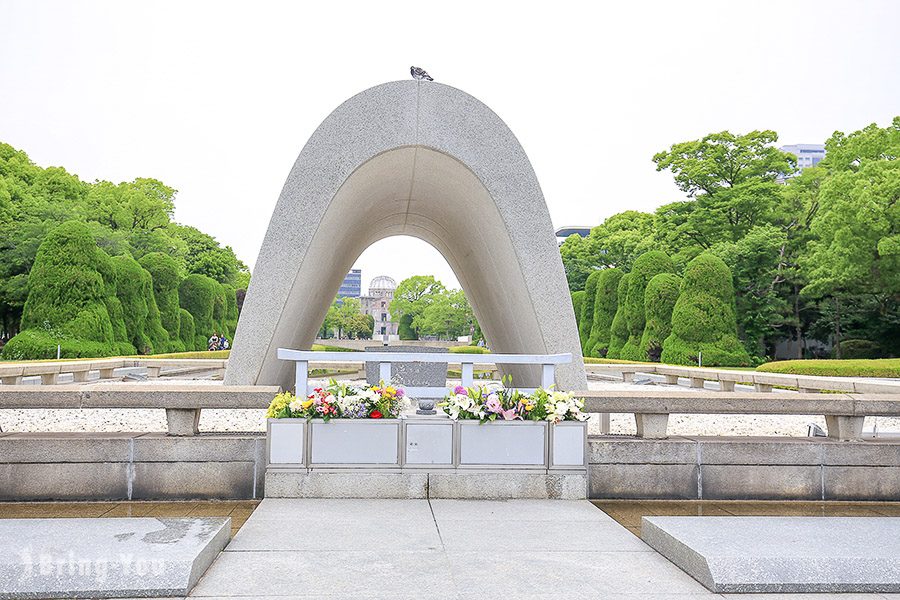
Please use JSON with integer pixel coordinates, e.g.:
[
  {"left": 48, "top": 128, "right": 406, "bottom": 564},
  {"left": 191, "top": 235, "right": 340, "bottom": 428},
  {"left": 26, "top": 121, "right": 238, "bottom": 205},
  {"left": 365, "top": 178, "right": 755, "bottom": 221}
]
[{"left": 225, "top": 80, "right": 586, "bottom": 392}]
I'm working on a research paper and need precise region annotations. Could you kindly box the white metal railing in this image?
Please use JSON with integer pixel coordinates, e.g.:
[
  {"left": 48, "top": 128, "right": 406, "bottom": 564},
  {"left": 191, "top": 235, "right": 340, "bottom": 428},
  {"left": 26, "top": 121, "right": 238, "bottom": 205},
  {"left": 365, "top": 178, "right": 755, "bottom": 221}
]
[{"left": 276, "top": 348, "right": 573, "bottom": 398}]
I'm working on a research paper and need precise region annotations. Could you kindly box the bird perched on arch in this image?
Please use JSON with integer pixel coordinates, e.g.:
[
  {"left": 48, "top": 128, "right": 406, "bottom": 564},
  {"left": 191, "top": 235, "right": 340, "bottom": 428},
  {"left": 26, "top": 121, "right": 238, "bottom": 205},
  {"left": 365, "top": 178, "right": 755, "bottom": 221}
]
[{"left": 410, "top": 66, "right": 433, "bottom": 81}]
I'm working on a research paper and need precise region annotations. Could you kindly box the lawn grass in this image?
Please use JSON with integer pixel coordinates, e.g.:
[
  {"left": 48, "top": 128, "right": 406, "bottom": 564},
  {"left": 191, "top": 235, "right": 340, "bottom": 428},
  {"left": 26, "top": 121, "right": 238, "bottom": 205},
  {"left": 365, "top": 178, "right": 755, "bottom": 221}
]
[
  {"left": 309, "top": 367, "right": 359, "bottom": 377},
  {"left": 756, "top": 358, "right": 900, "bottom": 378},
  {"left": 448, "top": 346, "right": 491, "bottom": 354},
  {"left": 583, "top": 357, "right": 654, "bottom": 365},
  {"left": 310, "top": 343, "right": 356, "bottom": 352},
  {"left": 139, "top": 350, "right": 230, "bottom": 359}
]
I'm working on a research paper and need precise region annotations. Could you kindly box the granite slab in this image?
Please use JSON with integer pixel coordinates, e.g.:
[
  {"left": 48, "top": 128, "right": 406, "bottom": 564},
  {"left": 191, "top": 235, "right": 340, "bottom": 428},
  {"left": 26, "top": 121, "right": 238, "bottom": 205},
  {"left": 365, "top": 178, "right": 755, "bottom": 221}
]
[
  {"left": 641, "top": 516, "right": 900, "bottom": 593},
  {"left": 0, "top": 517, "right": 229, "bottom": 599}
]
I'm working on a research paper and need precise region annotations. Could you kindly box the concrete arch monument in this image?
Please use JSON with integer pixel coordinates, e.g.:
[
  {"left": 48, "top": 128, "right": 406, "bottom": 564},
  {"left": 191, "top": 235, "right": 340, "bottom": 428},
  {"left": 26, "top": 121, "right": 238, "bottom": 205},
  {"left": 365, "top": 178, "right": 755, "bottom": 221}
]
[{"left": 225, "top": 80, "right": 586, "bottom": 391}]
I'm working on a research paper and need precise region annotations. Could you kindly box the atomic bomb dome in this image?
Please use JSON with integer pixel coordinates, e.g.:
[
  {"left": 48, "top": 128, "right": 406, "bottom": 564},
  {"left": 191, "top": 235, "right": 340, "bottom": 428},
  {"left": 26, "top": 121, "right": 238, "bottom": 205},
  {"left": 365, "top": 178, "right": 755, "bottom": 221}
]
[{"left": 368, "top": 275, "right": 396, "bottom": 292}]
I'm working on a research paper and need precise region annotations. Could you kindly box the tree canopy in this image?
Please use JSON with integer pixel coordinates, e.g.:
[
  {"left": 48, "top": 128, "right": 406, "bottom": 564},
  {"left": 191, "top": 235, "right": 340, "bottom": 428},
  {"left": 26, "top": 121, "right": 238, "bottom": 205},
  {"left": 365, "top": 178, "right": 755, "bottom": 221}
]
[
  {"left": 0, "top": 141, "right": 249, "bottom": 342},
  {"left": 564, "top": 119, "right": 899, "bottom": 361}
]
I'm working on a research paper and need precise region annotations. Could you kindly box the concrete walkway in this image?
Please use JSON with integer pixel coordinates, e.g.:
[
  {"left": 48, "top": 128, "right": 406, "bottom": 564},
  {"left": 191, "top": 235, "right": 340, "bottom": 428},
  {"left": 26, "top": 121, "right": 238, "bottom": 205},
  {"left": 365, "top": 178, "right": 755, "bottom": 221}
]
[{"left": 186, "top": 499, "right": 900, "bottom": 599}]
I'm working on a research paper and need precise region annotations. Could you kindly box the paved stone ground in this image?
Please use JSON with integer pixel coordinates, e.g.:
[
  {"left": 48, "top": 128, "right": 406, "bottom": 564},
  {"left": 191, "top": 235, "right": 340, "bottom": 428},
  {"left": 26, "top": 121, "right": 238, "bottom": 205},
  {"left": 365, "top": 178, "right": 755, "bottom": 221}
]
[
  {"left": 594, "top": 499, "right": 900, "bottom": 538},
  {"left": 0, "top": 500, "right": 258, "bottom": 538},
  {"left": 185, "top": 499, "right": 900, "bottom": 599}
]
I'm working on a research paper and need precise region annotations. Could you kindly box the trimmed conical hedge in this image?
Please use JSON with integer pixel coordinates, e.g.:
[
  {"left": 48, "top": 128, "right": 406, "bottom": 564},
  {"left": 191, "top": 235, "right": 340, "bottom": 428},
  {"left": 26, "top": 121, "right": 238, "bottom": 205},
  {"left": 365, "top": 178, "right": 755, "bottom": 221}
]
[
  {"left": 606, "top": 273, "right": 631, "bottom": 359},
  {"left": 640, "top": 272, "right": 682, "bottom": 361},
  {"left": 619, "top": 251, "right": 674, "bottom": 361},
  {"left": 178, "top": 274, "right": 222, "bottom": 350},
  {"left": 579, "top": 271, "right": 601, "bottom": 349},
  {"left": 3, "top": 220, "right": 134, "bottom": 359},
  {"left": 112, "top": 254, "right": 170, "bottom": 354},
  {"left": 571, "top": 290, "right": 586, "bottom": 333},
  {"left": 586, "top": 268, "right": 623, "bottom": 358},
  {"left": 178, "top": 308, "right": 196, "bottom": 351},
  {"left": 222, "top": 284, "right": 239, "bottom": 339},
  {"left": 661, "top": 253, "right": 752, "bottom": 366},
  {"left": 140, "top": 252, "right": 184, "bottom": 352}
]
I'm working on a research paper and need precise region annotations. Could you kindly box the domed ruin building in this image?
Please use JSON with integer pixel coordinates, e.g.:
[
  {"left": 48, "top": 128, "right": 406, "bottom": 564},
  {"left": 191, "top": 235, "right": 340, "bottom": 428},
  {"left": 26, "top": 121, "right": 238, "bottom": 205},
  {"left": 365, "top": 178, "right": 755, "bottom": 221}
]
[{"left": 360, "top": 275, "right": 399, "bottom": 341}]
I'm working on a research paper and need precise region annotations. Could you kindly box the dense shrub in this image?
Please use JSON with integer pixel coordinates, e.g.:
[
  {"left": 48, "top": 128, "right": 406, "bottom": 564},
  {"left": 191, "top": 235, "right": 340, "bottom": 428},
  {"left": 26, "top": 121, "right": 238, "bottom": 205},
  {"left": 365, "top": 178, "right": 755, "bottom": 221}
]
[
  {"left": 586, "top": 268, "right": 623, "bottom": 358},
  {"left": 140, "top": 252, "right": 183, "bottom": 351},
  {"left": 579, "top": 271, "right": 601, "bottom": 349},
  {"left": 661, "top": 254, "right": 752, "bottom": 366},
  {"left": 639, "top": 273, "right": 682, "bottom": 361},
  {"left": 178, "top": 274, "right": 220, "bottom": 349},
  {"left": 832, "top": 339, "right": 883, "bottom": 359},
  {"left": 620, "top": 251, "right": 674, "bottom": 361},
  {"left": 571, "top": 291, "right": 585, "bottom": 332},
  {"left": 0, "top": 329, "right": 115, "bottom": 360},
  {"left": 606, "top": 274, "right": 631, "bottom": 359},
  {"left": 222, "top": 284, "right": 239, "bottom": 339},
  {"left": 178, "top": 308, "right": 196, "bottom": 350},
  {"left": 756, "top": 358, "right": 900, "bottom": 377},
  {"left": 112, "top": 254, "right": 170, "bottom": 354},
  {"left": 3, "top": 221, "right": 133, "bottom": 358}
]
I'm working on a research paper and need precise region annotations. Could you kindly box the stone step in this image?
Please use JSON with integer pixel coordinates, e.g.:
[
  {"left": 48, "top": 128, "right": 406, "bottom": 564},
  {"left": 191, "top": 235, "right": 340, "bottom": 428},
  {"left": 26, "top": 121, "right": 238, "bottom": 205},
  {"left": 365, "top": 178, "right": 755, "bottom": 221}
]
[
  {"left": 0, "top": 517, "right": 230, "bottom": 599},
  {"left": 264, "top": 469, "right": 587, "bottom": 499},
  {"left": 641, "top": 515, "right": 900, "bottom": 593}
]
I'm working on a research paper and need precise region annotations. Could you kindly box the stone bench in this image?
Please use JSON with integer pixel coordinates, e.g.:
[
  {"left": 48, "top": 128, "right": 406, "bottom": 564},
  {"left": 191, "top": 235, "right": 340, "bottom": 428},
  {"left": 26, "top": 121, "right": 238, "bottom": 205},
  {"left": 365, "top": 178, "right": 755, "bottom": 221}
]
[
  {"left": 583, "top": 363, "right": 900, "bottom": 394},
  {"left": 139, "top": 358, "right": 227, "bottom": 378},
  {"left": 0, "top": 383, "right": 279, "bottom": 435},
  {"left": 0, "top": 359, "right": 133, "bottom": 385},
  {"left": 0, "top": 358, "right": 228, "bottom": 384},
  {"left": 575, "top": 390, "right": 900, "bottom": 441}
]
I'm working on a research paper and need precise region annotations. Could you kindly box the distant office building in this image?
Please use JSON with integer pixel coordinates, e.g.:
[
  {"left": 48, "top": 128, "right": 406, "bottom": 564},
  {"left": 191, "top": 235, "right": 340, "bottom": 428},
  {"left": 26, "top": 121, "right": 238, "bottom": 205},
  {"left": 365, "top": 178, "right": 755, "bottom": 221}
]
[
  {"left": 555, "top": 225, "right": 592, "bottom": 247},
  {"left": 555, "top": 225, "right": 592, "bottom": 239},
  {"left": 360, "top": 275, "right": 399, "bottom": 340},
  {"left": 778, "top": 144, "right": 826, "bottom": 182},
  {"left": 338, "top": 269, "right": 362, "bottom": 298}
]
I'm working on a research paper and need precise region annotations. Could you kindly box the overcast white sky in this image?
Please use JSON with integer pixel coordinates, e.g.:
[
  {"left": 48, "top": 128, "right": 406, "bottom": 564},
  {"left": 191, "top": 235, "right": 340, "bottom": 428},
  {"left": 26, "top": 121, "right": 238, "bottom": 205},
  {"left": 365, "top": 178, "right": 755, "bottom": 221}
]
[{"left": 1, "top": 1, "right": 898, "bottom": 291}]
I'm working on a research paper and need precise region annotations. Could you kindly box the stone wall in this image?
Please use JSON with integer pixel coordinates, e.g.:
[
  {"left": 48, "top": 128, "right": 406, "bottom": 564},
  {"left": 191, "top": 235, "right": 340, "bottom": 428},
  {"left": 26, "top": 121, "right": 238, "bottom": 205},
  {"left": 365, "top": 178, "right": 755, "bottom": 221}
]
[
  {"left": 589, "top": 435, "right": 900, "bottom": 501},
  {"left": 1, "top": 432, "right": 897, "bottom": 501},
  {"left": 0, "top": 432, "right": 265, "bottom": 501}
]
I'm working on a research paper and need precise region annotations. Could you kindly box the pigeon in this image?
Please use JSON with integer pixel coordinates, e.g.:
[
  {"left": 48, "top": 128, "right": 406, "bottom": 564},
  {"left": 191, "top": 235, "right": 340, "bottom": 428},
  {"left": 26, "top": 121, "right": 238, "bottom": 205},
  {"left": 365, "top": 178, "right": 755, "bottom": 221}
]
[{"left": 410, "top": 66, "right": 433, "bottom": 81}]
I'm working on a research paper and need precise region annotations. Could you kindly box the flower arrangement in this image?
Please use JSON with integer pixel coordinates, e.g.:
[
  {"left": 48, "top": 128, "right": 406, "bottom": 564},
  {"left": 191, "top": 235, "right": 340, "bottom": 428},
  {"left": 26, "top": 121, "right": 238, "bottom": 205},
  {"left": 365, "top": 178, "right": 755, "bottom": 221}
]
[
  {"left": 266, "top": 379, "right": 409, "bottom": 421},
  {"left": 440, "top": 383, "right": 587, "bottom": 424}
]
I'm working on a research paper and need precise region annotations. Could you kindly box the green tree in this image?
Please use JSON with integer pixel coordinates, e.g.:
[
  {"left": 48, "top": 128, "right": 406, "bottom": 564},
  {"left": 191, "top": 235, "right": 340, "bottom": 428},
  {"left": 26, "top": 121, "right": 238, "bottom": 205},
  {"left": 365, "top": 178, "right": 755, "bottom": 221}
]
[
  {"left": 639, "top": 273, "right": 682, "bottom": 361},
  {"left": 661, "top": 254, "right": 752, "bottom": 366},
  {"left": 606, "top": 274, "right": 630, "bottom": 359},
  {"left": 800, "top": 119, "right": 900, "bottom": 356},
  {"left": 397, "top": 313, "right": 416, "bottom": 340},
  {"left": 653, "top": 130, "right": 795, "bottom": 249},
  {"left": 389, "top": 275, "right": 446, "bottom": 339},
  {"left": 560, "top": 234, "right": 596, "bottom": 291},
  {"left": 711, "top": 225, "right": 789, "bottom": 357},
  {"left": 323, "top": 297, "right": 368, "bottom": 339},
  {"left": 416, "top": 290, "right": 475, "bottom": 339},
  {"left": 586, "top": 268, "right": 623, "bottom": 357},
  {"left": 620, "top": 251, "right": 674, "bottom": 361},
  {"left": 586, "top": 211, "right": 660, "bottom": 270}
]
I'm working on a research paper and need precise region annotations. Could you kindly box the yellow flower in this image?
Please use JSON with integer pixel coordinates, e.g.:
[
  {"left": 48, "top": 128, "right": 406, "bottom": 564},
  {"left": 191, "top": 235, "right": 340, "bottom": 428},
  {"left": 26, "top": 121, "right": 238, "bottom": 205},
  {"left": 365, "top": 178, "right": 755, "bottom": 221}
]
[
  {"left": 385, "top": 386, "right": 397, "bottom": 396},
  {"left": 301, "top": 399, "right": 314, "bottom": 409},
  {"left": 524, "top": 403, "right": 534, "bottom": 411}
]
